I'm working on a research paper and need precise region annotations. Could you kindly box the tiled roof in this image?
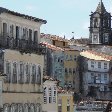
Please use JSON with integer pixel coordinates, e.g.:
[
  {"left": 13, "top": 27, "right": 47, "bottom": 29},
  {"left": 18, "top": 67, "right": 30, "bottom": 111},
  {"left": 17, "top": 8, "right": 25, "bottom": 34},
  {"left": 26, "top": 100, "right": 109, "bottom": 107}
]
[
  {"left": 57, "top": 86, "right": 74, "bottom": 94},
  {"left": 43, "top": 75, "right": 60, "bottom": 82},
  {"left": 0, "top": 7, "right": 47, "bottom": 24},
  {"left": 80, "top": 50, "right": 112, "bottom": 61},
  {"left": 64, "top": 48, "right": 79, "bottom": 51},
  {"left": 69, "top": 38, "right": 89, "bottom": 45},
  {"left": 40, "top": 42, "right": 64, "bottom": 51},
  {"left": 41, "top": 33, "right": 69, "bottom": 42}
]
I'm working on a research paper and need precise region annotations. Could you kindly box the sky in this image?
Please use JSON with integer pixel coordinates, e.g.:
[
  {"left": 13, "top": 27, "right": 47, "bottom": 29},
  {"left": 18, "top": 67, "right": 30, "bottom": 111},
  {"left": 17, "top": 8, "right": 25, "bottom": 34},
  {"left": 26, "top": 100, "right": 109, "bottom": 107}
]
[{"left": 0, "top": 0, "right": 112, "bottom": 39}]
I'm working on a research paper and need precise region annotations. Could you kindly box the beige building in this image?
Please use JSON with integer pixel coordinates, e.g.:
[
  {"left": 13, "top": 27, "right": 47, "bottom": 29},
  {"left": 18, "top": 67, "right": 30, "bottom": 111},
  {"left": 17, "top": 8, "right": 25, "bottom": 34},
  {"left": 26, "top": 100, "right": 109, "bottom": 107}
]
[{"left": 0, "top": 7, "right": 47, "bottom": 111}]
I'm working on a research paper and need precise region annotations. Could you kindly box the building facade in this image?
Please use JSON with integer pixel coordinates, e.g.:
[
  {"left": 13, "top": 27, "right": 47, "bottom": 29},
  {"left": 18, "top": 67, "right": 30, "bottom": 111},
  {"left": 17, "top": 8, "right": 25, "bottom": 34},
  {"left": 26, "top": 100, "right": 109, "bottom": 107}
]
[
  {"left": 80, "top": 50, "right": 112, "bottom": 99},
  {"left": 58, "top": 92, "right": 74, "bottom": 112},
  {"left": 0, "top": 7, "right": 47, "bottom": 112},
  {"left": 41, "top": 42, "right": 65, "bottom": 87},
  {"left": 43, "top": 79, "right": 58, "bottom": 112},
  {"left": 64, "top": 48, "right": 80, "bottom": 92},
  {"left": 89, "top": 0, "right": 112, "bottom": 45}
]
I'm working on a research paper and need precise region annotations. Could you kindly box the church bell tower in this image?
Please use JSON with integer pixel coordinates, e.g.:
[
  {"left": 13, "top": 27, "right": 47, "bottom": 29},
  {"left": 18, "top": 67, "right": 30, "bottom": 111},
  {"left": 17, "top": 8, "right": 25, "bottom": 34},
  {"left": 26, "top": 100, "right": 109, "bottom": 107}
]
[{"left": 89, "top": 0, "right": 112, "bottom": 45}]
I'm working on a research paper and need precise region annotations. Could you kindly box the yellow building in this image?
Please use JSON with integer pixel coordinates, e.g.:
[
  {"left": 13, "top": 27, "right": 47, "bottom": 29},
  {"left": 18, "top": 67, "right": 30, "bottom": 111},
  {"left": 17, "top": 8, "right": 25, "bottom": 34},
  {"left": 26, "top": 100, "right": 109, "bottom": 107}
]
[
  {"left": 58, "top": 90, "right": 74, "bottom": 112},
  {"left": 64, "top": 48, "right": 80, "bottom": 92}
]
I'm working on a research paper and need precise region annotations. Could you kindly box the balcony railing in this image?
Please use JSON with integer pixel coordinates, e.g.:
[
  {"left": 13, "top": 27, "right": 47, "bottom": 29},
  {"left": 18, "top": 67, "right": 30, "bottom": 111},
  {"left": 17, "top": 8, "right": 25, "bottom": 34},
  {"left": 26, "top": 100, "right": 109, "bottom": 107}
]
[{"left": 0, "top": 33, "right": 46, "bottom": 54}]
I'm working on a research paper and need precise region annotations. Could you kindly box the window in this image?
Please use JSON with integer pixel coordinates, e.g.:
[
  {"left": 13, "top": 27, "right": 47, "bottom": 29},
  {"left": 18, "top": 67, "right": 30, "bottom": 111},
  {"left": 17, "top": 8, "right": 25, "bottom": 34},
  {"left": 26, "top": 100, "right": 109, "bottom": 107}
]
[
  {"left": 12, "top": 63, "right": 17, "bottom": 83},
  {"left": 49, "top": 97, "right": 52, "bottom": 103},
  {"left": 97, "top": 74, "right": 101, "bottom": 82},
  {"left": 53, "top": 97, "right": 56, "bottom": 103},
  {"left": 69, "top": 68, "right": 72, "bottom": 74},
  {"left": 49, "top": 87, "right": 52, "bottom": 96},
  {"left": 58, "top": 106, "right": 62, "bottom": 112},
  {"left": 54, "top": 91, "right": 56, "bottom": 96},
  {"left": 67, "top": 106, "right": 70, "bottom": 112},
  {"left": 19, "top": 63, "right": 24, "bottom": 83},
  {"left": 91, "top": 73, "right": 94, "bottom": 83},
  {"left": 13, "top": 63, "right": 17, "bottom": 75},
  {"left": 31, "top": 65, "right": 36, "bottom": 83},
  {"left": 36, "top": 66, "right": 41, "bottom": 84},
  {"left": 65, "top": 55, "right": 68, "bottom": 60},
  {"left": 10, "top": 25, "right": 14, "bottom": 37},
  {"left": 98, "top": 62, "right": 101, "bottom": 68},
  {"left": 93, "top": 35, "right": 98, "bottom": 43},
  {"left": 91, "top": 61, "right": 94, "bottom": 68},
  {"left": 105, "top": 37, "right": 108, "bottom": 42},
  {"left": 70, "top": 55, "right": 72, "bottom": 61},
  {"left": 29, "top": 29, "right": 32, "bottom": 41},
  {"left": 73, "top": 68, "right": 76, "bottom": 74},
  {"left": 34, "top": 31, "right": 38, "bottom": 42},
  {"left": 3, "top": 23, "right": 7, "bottom": 35},
  {"left": 25, "top": 64, "right": 30, "bottom": 83},
  {"left": 104, "top": 63, "right": 107, "bottom": 69},
  {"left": 104, "top": 74, "right": 107, "bottom": 81},
  {"left": 104, "top": 86, "right": 108, "bottom": 91},
  {"left": 16, "top": 26, "right": 20, "bottom": 39},
  {"left": 65, "top": 68, "right": 68, "bottom": 75},
  {"left": 74, "top": 55, "right": 77, "bottom": 61},
  {"left": 44, "top": 97, "right": 47, "bottom": 104},
  {"left": 6, "top": 62, "right": 11, "bottom": 82}
]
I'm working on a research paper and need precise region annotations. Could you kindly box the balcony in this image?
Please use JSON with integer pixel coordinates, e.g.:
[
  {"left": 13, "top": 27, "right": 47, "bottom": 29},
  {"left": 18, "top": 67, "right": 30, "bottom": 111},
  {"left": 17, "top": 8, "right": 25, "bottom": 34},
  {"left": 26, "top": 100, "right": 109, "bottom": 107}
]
[{"left": 0, "top": 33, "right": 46, "bottom": 54}]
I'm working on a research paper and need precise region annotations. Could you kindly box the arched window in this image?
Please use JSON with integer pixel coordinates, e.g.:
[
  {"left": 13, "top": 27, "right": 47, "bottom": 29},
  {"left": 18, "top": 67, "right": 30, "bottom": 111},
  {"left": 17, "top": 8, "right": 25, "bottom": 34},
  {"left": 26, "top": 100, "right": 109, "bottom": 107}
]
[
  {"left": 36, "top": 104, "right": 41, "bottom": 112},
  {"left": 10, "top": 25, "right": 14, "bottom": 37},
  {"left": 34, "top": 31, "right": 38, "bottom": 43},
  {"left": 17, "top": 104, "right": 23, "bottom": 112},
  {"left": 36, "top": 66, "right": 41, "bottom": 84},
  {"left": 3, "top": 23, "right": 7, "bottom": 36},
  {"left": 30, "top": 104, "right": 35, "bottom": 112},
  {"left": 16, "top": 26, "right": 20, "bottom": 39},
  {"left": 25, "top": 64, "right": 30, "bottom": 83},
  {"left": 29, "top": 29, "right": 32, "bottom": 41},
  {"left": 12, "top": 62, "right": 17, "bottom": 83},
  {"left": 24, "top": 103, "right": 29, "bottom": 112},
  {"left": 11, "top": 103, "right": 17, "bottom": 112},
  {"left": 5, "top": 61, "right": 11, "bottom": 83},
  {"left": 31, "top": 65, "right": 36, "bottom": 83},
  {"left": 3, "top": 104, "right": 10, "bottom": 112}
]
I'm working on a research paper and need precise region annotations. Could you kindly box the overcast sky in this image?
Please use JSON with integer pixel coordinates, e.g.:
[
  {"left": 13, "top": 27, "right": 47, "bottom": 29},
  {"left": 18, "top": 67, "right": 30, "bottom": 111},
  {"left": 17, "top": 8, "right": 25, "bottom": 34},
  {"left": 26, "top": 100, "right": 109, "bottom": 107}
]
[{"left": 0, "top": 0, "right": 111, "bottom": 39}]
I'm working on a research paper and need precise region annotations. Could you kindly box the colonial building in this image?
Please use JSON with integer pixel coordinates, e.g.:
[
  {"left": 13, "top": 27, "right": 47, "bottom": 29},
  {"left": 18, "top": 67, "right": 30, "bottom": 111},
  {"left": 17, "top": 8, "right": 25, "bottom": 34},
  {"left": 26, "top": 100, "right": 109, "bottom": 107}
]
[
  {"left": 58, "top": 88, "right": 74, "bottom": 112},
  {"left": 0, "top": 7, "right": 47, "bottom": 112},
  {"left": 43, "top": 76, "right": 58, "bottom": 112},
  {"left": 41, "top": 42, "right": 65, "bottom": 87},
  {"left": 80, "top": 50, "right": 112, "bottom": 99},
  {"left": 89, "top": 0, "right": 112, "bottom": 45},
  {"left": 64, "top": 48, "right": 80, "bottom": 92}
]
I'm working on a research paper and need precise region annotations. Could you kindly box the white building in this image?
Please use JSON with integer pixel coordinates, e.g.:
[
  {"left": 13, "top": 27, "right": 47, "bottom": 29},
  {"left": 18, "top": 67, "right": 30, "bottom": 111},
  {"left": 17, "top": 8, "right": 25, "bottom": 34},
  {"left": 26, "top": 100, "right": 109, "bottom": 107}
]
[
  {"left": 80, "top": 50, "right": 112, "bottom": 99},
  {"left": 43, "top": 77, "right": 58, "bottom": 112}
]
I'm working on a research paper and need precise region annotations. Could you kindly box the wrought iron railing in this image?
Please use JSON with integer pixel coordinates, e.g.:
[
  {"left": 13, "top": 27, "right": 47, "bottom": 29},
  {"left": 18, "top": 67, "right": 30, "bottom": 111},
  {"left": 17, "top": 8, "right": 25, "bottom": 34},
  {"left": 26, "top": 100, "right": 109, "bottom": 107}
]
[{"left": 0, "top": 33, "right": 46, "bottom": 54}]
